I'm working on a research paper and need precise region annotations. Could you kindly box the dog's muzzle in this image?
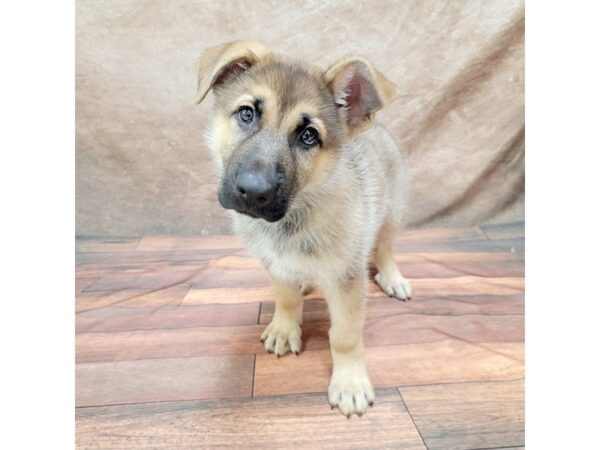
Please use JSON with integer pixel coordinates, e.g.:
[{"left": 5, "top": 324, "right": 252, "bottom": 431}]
[
  {"left": 218, "top": 130, "right": 292, "bottom": 222},
  {"left": 219, "top": 167, "right": 288, "bottom": 222}
]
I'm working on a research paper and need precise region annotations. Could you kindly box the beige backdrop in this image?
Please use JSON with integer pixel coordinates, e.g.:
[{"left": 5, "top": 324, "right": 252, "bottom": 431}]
[{"left": 76, "top": 0, "right": 524, "bottom": 236}]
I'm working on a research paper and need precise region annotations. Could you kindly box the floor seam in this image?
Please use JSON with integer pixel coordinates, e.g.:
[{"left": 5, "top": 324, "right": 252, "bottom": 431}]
[
  {"left": 251, "top": 354, "right": 256, "bottom": 397},
  {"left": 397, "top": 388, "right": 429, "bottom": 450}
]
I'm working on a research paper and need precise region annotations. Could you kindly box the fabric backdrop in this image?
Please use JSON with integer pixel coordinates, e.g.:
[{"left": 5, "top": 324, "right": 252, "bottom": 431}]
[{"left": 76, "top": 0, "right": 524, "bottom": 236}]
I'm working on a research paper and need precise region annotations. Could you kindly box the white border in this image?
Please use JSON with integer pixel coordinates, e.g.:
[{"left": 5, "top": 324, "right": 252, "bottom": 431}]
[
  {"left": 527, "top": 1, "right": 600, "bottom": 448},
  {"left": 1, "top": 1, "right": 74, "bottom": 448}
]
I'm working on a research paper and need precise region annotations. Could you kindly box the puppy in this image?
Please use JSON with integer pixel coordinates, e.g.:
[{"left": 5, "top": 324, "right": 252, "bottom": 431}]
[{"left": 195, "top": 41, "right": 412, "bottom": 417}]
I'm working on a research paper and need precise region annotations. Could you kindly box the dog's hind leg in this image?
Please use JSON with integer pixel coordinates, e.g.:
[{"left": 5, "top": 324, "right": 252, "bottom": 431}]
[
  {"left": 261, "top": 276, "right": 303, "bottom": 356},
  {"left": 374, "top": 222, "right": 412, "bottom": 301}
]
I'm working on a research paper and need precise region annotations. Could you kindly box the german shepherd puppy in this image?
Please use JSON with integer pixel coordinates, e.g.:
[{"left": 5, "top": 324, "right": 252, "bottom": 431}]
[{"left": 195, "top": 41, "right": 412, "bottom": 417}]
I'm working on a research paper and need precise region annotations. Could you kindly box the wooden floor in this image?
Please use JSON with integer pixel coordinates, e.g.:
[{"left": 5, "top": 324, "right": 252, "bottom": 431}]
[{"left": 75, "top": 222, "right": 524, "bottom": 450}]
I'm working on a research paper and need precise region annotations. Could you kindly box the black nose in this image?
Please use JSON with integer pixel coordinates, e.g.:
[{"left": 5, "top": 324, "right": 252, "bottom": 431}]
[{"left": 235, "top": 171, "right": 278, "bottom": 209}]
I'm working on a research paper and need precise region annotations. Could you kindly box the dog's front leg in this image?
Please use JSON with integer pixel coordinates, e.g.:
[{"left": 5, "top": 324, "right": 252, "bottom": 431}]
[
  {"left": 324, "top": 273, "right": 374, "bottom": 417},
  {"left": 260, "top": 276, "right": 303, "bottom": 356}
]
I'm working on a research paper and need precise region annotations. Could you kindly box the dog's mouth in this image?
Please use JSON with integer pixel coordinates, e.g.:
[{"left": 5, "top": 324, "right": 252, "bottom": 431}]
[{"left": 236, "top": 206, "right": 288, "bottom": 222}]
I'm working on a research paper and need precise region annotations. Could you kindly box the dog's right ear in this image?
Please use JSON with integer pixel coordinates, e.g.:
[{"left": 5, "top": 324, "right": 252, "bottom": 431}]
[{"left": 195, "top": 41, "right": 271, "bottom": 104}]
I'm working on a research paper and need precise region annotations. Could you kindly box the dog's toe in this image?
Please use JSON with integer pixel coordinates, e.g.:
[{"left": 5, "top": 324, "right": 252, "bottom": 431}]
[
  {"left": 261, "top": 316, "right": 302, "bottom": 357},
  {"left": 328, "top": 367, "right": 374, "bottom": 417},
  {"left": 375, "top": 272, "right": 413, "bottom": 301}
]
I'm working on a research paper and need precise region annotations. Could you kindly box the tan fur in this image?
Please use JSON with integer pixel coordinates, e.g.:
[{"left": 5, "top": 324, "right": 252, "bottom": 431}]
[{"left": 196, "top": 41, "right": 412, "bottom": 417}]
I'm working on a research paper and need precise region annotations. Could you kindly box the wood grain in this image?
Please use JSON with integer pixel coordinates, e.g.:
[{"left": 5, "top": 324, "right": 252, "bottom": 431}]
[
  {"left": 481, "top": 221, "right": 525, "bottom": 240},
  {"left": 76, "top": 312, "right": 522, "bottom": 363},
  {"left": 390, "top": 276, "right": 524, "bottom": 297},
  {"left": 83, "top": 270, "right": 201, "bottom": 292},
  {"left": 75, "top": 277, "right": 97, "bottom": 293},
  {"left": 260, "top": 294, "right": 524, "bottom": 324},
  {"left": 76, "top": 325, "right": 263, "bottom": 363},
  {"left": 182, "top": 275, "right": 524, "bottom": 307},
  {"left": 183, "top": 286, "right": 323, "bottom": 305},
  {"left": 135, "top": 235, "right": 244, "bottom": 251},
  {"left": 254, "top": 339, "right": 523, "bottom": 396},
  {"left": 400, "top": 379, "right": 524, "bottom": 450},
  {"left": 76, "top": 284, "right": 190, "bottom": 312},
  {"left": 184, "top": 286, "right": 276, "bottom": 304},
  {"left": 76, "top": 388, "right": 426, "bottom": 450},
  {"left": 393, "top": 237, "right": 524, "bottom": 253},
  {"left": 75, "top": 237, "right": 141, "bottom": 253},
  {"left": 76, "top": 302, "right": 260, "bottom": 333},
  {"left": 76, "top": 354, "right": 254, "bottom": 407},
  {"left": 393, "top": 226, "right": 486, "bottom": 242}
]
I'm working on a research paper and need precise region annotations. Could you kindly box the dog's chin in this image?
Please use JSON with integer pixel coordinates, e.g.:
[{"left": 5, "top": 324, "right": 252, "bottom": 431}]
[{"left": 236, "top": 206, "right": 287, "bottom": 223}]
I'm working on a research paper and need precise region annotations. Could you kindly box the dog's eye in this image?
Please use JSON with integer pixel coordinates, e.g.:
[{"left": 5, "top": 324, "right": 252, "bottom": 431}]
[
  {"left": 237, "top": 106, "right": 255, "bottom": 124},
  {"left": 300, "top": 127, "right": 319, "bottom": 147}
]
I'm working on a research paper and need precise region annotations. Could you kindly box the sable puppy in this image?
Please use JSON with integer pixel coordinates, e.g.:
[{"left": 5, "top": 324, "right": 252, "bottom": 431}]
[{"left": 195, "top": 41, "right": 412, "bottom": 417}]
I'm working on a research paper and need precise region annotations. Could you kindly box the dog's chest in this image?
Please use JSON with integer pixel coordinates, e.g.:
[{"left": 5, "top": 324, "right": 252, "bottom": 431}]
[
  {"left": 249, "top": 234, "right": 332, "bottom": 283},
  {"left": 237, "top": 224, "right": 346, "bottom": 285}
]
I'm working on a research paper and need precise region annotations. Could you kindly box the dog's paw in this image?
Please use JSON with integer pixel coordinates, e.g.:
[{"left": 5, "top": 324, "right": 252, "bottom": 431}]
[
  {"left": 375, "top": 272, "right": 412, "bottom": 301},
  {"left": 328, "top": 368, "right": 375, "bottom": 417},
  {"left": 260, "top": 316, "right": 302, "bottom": 356}
]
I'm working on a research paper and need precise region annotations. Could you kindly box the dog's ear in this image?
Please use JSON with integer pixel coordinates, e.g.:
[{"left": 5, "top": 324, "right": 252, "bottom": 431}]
[
  {"left": 195, "top": 41, "right": 271, "bottom": 104},
  {"left": 324, "top": 55, "right": 400, "bottom": 134}
]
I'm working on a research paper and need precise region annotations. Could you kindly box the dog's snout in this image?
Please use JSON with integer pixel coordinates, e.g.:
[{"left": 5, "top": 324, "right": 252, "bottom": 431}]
[{"left": 236, "top": 171, "right": 278, "bottom": 208}]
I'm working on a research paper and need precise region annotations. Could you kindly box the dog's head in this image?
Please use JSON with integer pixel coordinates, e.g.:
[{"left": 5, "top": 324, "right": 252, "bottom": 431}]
[{"left": 195, "top": 41, "right": 399, "bottom": 222}]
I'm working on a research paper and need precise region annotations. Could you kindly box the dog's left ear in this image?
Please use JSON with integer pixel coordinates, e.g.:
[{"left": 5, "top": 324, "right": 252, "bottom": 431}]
[
  {"left": 324, "top": 55, "right": 400, "bottom": 134},
  {"left": 195, "top": 41, "right": 271, "bottom": 104}
]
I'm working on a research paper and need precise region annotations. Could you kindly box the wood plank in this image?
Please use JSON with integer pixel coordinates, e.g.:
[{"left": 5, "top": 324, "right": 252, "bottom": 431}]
[
  {"left": 76, "top": 260, "right": 209, "bottom": 279},
  {"left": 390, "top": 276, "right": 524, "bottom": 297},
  {"left": 83, "top": 270, "right": 202, "bottom": 292},
  {"left": 76, "top": 313, "right": 522, "bottom": 363},
  {"left": 183, "top": 276, "right": 523, "bottom": 306},
  {"left": 393, "top": 251, "right": 524, "bottom": 262},
  {"left": 76, "top": 324, "right": 263, "bottom": 363},
  {"left": 400, "top": 379, "right": 524, "bottom": 450},
  {"left": 76, "top": 354, "right": 254, "bottom": 407},
  {"left": 184, "top": 286, "right": 275, "bottom": 305},
  {"left": 190, "top": 266, "right": 272, "bottom": 288},
  {"left": 85, "top": 266, "right": 274, "bottom": 292},
  {"left": 76, "top": 237, "right": 141, "bottom": 253},
  {"left": 253, "top": 339, "right": 523, "bottom": 396},
  {"left": 76, "top": 284, "right": 190, "bottom": 312},
  {"left": 76, "top": 302, "right": 260, "bottom": 333},
  {"left": 260, "top": 294, "right": 524, "bottom": 324},
  {"left": 76, "top": 248, "right": 231, "bottom": 269},
  {"left": 207, "top": 254, "right": 263, "bottom": 269},
  {"left": 76, "top": 388, "right": 426, "bottom": 450},
  {"left": 396, "top": 226, "right": 486, "bottom": 242},
  {"left": 135, "top": 235, "right": 244, "bottom": 251},
  {"left": 183, "top": 286, "right": 324, "bottom": 305},
  {"left": 393, "top": 238, "right": 524, "bottom": 253},
  {"left": 480, "top": 221, "right": 525, "bottom": 240}
]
